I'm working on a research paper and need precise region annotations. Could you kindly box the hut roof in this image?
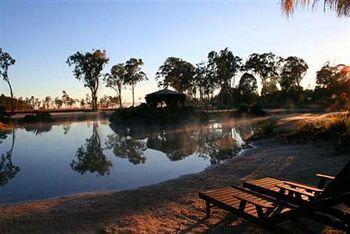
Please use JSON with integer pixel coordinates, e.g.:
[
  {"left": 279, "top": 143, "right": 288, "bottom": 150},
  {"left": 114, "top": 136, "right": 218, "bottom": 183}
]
[{"left": 146, "top": 89, "right": 184, "bottom": 96}]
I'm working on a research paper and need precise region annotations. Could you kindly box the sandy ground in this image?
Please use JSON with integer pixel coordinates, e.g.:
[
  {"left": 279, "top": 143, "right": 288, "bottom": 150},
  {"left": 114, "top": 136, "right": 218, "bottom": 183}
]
[{"left": 0, "top": 114, "right": 348, "bottom": 233}]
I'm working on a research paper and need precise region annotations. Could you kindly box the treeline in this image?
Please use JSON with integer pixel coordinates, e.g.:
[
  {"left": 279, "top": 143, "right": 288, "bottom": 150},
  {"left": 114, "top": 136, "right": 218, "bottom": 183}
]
[{"left": 1, "top": 47, "right": 349, "bottom": 112}]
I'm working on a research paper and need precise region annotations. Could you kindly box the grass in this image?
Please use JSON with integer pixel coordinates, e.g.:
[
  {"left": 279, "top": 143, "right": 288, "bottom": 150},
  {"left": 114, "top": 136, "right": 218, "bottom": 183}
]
[{"left": 293, "top": 113, "right": 350, "bottom": 153}]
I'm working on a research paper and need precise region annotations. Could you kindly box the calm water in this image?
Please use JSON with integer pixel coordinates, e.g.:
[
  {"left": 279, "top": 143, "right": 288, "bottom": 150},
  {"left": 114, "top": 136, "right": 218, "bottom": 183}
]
[{"left": 0, "top": 118, "right": 259, "bottom": 204}]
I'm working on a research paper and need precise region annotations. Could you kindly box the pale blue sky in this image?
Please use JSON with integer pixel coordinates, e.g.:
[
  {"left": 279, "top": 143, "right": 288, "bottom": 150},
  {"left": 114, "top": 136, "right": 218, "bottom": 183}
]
[{"left": 1, "top": 0, "right": 349, "bottom": 104}]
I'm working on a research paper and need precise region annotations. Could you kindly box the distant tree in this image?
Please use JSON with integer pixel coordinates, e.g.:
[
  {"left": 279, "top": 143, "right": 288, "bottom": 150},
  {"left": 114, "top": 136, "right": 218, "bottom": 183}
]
[
  {"left": 124, "top": 58, "right": 147, "bottom": 106},
  {"left": 66, "top": 50, "right": 109, "bottom": 111},
  {"left": 62, "top": 90, "right": 75, "bottom": 108},
  {"left": 44, "top": 96, "right": 52, "bottom": 109},
  {"left": 244, "top": 52, "right": 282, "bottom": 96},
  {"left": 54, "top": 97, "right": 63, "bottom": 109},
  {"left": 281, "top": 0, "right": 350, "bottom": 17},
  {"left": 280, "top": 56, "right": 308, "bottom": 92},
  {"left": 105, "top": 63, "right": 126, "bottom": 108},
  {"left": 156, "top": 57, "right": 195, "bottom": 93},
  {"left": 238, "top": 73, "right": 258, "bottom": 96},
  {"left": 0, "top": 48, "right": 15, "bottom": 99}
]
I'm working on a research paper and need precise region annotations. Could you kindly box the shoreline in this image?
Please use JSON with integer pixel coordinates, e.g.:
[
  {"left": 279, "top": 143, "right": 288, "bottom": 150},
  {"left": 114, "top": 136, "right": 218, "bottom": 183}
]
[{"left": 0, "top": 113, "right": 348, "bottom": 233}]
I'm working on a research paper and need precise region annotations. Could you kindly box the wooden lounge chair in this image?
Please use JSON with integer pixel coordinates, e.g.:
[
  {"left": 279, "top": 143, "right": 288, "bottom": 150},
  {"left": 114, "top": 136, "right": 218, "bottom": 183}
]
[
  {"left": 243, "top": 160, "right": 350, "bottom": 205},
  {"left": 199, "top": 186, "right": 350, "bottom": 230}
]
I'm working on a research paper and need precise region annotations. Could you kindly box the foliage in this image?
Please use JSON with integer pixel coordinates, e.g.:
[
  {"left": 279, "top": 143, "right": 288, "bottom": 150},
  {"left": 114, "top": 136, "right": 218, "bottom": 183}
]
[
  {"left": 105, "top": 63, "right": 126, "bottom": 107},
  {"left": 251, "top": 119, "right": 278, "bottom": 139},
  {"left": 0, "top": 48, "right": 15, "bottom": 99},
  {"left": 124, "top": 58, "right": 147, "bottom": 106},
  {"left": 0, "top": 95, "right": 33, "bottom": 112},
  {"left": 109, "top": 104, "right": 208, "bottom": 127},
  {"left": 156, "top": 57, "right": 195, "bottom": 93},
  {"left": 66, "top": 49, "right": 109, "bottom": 111},
  {"left": 280, "top": 56, "right": 308, "bottom": 92},
  {"left": 243, "top": 52, "right": 282, "bottom": 96},
  {"left": 293, "top": 114, "right": 350, "bottom": 153},
  {"left": 281, "top": 0, "right": 350, "bottom": 17}
]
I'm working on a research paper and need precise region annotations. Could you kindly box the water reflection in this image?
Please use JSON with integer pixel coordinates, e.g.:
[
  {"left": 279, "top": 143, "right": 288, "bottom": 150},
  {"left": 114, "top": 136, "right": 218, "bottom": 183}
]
[
  {"left": 24, "top": 124, "right": 52, "bottom": 135},
  {"left": 70, "top": 122, "right": 112, "bottom": 176},
  {"left": 0, "top": 130, "right": 20, "bottom": 186},
  {"left": 105, "top": 134, "right": 147, "bottom": 164},
  {"left": 108, "top": 122, "right": 253, "bottom": 165}
]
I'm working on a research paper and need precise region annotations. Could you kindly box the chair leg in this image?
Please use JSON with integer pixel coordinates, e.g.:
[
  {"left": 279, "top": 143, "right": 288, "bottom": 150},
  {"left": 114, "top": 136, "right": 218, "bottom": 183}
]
[{"left": 206, "top": 200, "right": 211, "bottom": 218}]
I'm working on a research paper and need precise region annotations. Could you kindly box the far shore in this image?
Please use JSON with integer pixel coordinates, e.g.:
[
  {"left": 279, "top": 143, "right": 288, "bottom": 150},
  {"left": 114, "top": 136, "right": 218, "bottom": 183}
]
[{"left": 0, "top": 113, "right": 348, "bottom": 233}]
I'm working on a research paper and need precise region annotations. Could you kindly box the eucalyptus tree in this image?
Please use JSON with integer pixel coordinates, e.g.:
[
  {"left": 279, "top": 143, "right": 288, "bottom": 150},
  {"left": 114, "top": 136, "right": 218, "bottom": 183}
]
[
  {"left": 207, "top": 48, "right": 242, "bottom": 92},
  {"left": 0, "top": 48, "right": 15, "bottom": 99},
  {"left": 281, "top": 0, "right": 350, "bottom": 17},
  {"left": 105, "top": 63, "right": 126, "bottom": 108},
  {"left": 123, "top": 58, "right": 147, "bottom": 107},
  {"left": 156, "top": 57, "right": 195, "bottom": 93},
  {"left": 66, "top": 50, "right": 109, "bottom": 111},
  {"left": 280, "top": 56, "right": 308, "bottom": 92},
  {"left": 243, "top": 52, "right": 282, "bottom": 96}
]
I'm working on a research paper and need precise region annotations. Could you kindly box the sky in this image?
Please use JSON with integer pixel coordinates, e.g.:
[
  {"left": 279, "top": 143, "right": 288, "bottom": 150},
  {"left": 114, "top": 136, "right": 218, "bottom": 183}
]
[{"left": 1, "top": 0, "right": 350, "bottom": 105}]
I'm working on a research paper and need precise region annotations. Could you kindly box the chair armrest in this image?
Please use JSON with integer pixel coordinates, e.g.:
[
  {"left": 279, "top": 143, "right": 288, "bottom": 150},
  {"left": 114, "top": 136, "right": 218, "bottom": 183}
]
[
  {"left": 316, "top": 174, "right": 335, "bottom": 180},
  {"left": 283, "top": 181, "right": 323, "bottom": 193},
  {"left": 276, "top": 184, "right": 316, "bottom": 198},
  {"left": 231, "top": 192, "right": 273, "bottom": 209}
]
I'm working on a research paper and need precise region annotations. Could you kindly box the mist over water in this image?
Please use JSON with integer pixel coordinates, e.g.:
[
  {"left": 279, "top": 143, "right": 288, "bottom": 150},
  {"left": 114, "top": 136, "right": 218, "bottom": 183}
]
[{"left": 0, "top": 118, "right": 261, "bottom": 204}]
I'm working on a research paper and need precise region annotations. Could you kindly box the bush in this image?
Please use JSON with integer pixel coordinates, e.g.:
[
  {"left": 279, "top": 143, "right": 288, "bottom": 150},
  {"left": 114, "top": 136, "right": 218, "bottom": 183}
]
[
  {"left": 0, "top": 107, "right": 10, "bottom": 123},
  {"left": 293, "top": 114, "right": 350, "bottom": 153},
  {"left": 251, "top": 119, "right": 278, "bottom": 139},
  {"left": 18, "top": 112, "right": 53, "bottom": 123},
  {"left": 109, "top": 104, "right": 208, "bottom": 127}
]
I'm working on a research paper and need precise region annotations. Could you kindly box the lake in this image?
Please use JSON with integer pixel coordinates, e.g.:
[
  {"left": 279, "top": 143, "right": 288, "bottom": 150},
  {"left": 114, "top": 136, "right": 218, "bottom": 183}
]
[{"left": 0, "top": 118, "right": 261, "bottom": 204}]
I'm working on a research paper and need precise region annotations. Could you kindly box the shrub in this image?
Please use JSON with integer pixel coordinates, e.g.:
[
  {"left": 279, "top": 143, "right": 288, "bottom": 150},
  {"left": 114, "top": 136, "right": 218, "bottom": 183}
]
[{"left": 18, "top": 112, "right": 53, "bottom": 123}]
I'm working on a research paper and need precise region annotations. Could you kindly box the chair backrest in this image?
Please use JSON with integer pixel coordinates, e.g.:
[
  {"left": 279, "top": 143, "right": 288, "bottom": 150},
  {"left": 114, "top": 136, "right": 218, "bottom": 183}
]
[{"left": 322, "top": 159, "right": 350, "bottom": 198}]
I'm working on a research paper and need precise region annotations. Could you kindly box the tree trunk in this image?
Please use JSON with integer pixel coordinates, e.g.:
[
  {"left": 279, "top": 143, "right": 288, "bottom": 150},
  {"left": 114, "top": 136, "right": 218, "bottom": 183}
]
[
  {"left": 6, "top": 79, "right": 13, "bottom": 99},
  {"left": 118, "top": 87, "right": 123, "bottom": 108},
  {"left": 132, "top": 86, "right": 135, "bottom": 107},
  {"left": 91, "top": 92, "right": 98, "bottom": 111}
]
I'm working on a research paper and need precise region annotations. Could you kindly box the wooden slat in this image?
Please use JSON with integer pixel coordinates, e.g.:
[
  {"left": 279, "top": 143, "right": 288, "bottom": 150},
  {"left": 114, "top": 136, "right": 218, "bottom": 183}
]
[
  {"left": 276, "top": 184, "right": 315, "bottom": 198},
  {"left": 316, "top": 174, "right": 335, "bottom": 180},
  {"left": 283, "top": 181, "right": 323, "bottom": 192}
]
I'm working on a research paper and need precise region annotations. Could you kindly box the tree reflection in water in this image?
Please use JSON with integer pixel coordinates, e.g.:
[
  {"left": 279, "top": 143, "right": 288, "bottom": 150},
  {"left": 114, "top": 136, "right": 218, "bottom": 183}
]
[
  {"left": 109, "top": 121, "right": 253, "bottom": 165},
  {"left": 105, "top": 133, "right": 147, "bottom": 165},
  {"left": 71, "top": 122, "right": 112, "bottom": 176},
  {"left": 0, "top": 130, "right": 20, "bottom": 186},
  {"left": 24, "top": 124, "right": 52, "bottom": 135},
  {"left": 147, "top": 128, "right": 197, "bottom": 161}
]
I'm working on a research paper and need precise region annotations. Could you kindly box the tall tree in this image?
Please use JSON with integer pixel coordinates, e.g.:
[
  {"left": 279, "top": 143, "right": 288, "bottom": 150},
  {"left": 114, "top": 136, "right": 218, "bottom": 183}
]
[
  {"left": 124, "top": 58, "right": 147, "bottom": 106},
  {"left": 66, "top": 50, "right": 109, "bottom": 111},
  {"left": 0, "top": 48, "right": 15, "bottom": 99},
  {"left": 280, "top": 56, "right": 308, "bottom": 92},
  {"left": 243, "top": 52, "right": 282, "bottom": 96},
  {"left": 156, "top": 57, "right": 195, "bottom": 93},
  {"left": 207, "top": 48, "right": 242, "bottom": 91},
  {"left": 105, "top": 63, "right": 125, "bottom": 108},
  {"left": 281, "top": 0, "right": 350, "bottom": 17}
]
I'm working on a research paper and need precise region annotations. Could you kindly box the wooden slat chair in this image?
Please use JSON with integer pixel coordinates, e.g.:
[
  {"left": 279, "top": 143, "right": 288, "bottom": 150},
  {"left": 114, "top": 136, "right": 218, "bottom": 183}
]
[
  {"left": 243, "top": 160, "right": 350, "bottom": 205},
  {"left": 199, "top": 186, "right": 350, "bottom": 230}
]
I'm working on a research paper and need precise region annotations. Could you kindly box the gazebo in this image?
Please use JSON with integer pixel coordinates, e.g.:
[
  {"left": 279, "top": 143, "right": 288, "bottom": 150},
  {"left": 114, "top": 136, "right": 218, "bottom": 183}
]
[{"left": 145, "top": 89, "right": 186, "bottom": 108}]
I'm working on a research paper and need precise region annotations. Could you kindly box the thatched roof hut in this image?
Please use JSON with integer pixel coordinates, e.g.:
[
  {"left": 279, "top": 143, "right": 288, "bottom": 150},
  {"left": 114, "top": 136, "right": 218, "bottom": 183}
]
[{"left": 145, "top": 89, "right": 186, "bottom": 108}]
